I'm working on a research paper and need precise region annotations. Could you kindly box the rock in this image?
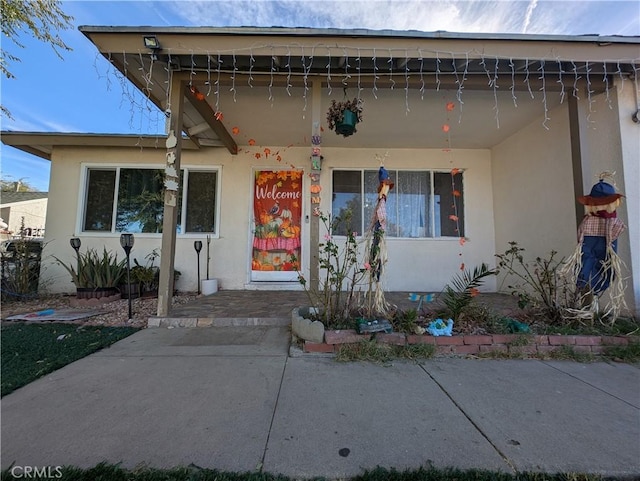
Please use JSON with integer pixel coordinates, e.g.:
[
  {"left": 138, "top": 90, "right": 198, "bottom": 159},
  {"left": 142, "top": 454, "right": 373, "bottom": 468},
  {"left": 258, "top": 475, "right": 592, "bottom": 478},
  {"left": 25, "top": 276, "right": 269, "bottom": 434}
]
[{"left": 291, "top": 307, "right": 325, "bottom": 343}]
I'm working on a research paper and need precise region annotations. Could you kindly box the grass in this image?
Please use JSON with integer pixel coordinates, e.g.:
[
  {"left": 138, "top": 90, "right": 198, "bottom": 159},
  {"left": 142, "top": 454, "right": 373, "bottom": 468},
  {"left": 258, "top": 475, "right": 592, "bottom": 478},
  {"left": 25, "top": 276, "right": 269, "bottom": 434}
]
[
  {"left": 1, "top": 322, "right": 139, "bottom": 397},
  {"left": 603, "top": 341, "right": 640, "bottom": 363},
  {"left": 335, "top": 338, "right": 435, "bottom": 363},
  {"left": 0, "top": 463, "right": 620, "bottom": 481}
]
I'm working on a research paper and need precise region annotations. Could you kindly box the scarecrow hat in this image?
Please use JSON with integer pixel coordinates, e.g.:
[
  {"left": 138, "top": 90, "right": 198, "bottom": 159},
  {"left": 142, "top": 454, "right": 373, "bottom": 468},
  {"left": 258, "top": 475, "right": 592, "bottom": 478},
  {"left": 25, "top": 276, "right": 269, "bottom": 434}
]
[
  {"left": 577, "top": 180, "right": 623, "bottom": 206},
  {"left": 377, "top": 166, "right": 394, "bottom": 192}
]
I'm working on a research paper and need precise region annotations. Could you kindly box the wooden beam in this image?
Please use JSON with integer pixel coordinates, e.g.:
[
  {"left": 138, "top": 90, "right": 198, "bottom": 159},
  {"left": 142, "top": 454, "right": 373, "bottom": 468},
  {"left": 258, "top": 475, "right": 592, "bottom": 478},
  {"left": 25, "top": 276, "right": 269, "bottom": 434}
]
[
  {"left": 157, "top": 77, "right": 184, "bottom": 317},
  {"left": 184, "top": 84, "right": 238, "bottom": 155}
]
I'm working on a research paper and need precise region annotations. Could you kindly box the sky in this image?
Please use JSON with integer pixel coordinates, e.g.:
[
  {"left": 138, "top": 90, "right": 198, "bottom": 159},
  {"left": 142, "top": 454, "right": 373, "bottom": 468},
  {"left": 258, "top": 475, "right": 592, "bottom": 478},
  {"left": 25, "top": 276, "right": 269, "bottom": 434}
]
[{"left": 1, "top": 0, "right": 639, "bottom": 192}]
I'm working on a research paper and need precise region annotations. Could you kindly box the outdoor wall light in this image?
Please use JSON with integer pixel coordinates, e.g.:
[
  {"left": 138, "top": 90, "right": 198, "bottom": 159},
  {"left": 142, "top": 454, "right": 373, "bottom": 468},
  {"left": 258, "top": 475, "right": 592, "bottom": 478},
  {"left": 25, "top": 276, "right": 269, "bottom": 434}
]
[
  {"left": 120, "top": 233, "right": 135, "bottom": 320},
  {"left": 143, "top": 36, "right": 161, "bottom": 50},
  {"left": 143, "top": 36, "right": 161, "bottom": 61}
]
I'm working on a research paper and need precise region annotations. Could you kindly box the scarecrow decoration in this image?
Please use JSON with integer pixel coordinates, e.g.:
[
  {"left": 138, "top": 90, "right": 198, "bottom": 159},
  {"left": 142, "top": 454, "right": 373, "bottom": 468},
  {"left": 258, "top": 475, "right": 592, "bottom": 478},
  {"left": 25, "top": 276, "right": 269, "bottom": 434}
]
[
  {"left": 365, "top": 165, "right": 394, "bottom": 314},
  {"left": 563, "top": 173, "right": 626, "bottom": 320}
]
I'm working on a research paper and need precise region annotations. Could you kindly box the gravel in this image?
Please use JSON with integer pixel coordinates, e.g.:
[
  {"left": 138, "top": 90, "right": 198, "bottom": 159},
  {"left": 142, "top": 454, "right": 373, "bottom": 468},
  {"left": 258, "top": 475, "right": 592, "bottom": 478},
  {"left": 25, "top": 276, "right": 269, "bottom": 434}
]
[{"left": 1, "top": 293, "right": 198, "bottom": 328}]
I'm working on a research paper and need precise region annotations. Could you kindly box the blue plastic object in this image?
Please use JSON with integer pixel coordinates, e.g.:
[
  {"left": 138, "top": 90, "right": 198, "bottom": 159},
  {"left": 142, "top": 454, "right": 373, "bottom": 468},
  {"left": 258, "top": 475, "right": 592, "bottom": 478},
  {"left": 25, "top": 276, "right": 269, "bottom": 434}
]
[{"left": 427, "top": 318, "right": 454, "bottom": 336}]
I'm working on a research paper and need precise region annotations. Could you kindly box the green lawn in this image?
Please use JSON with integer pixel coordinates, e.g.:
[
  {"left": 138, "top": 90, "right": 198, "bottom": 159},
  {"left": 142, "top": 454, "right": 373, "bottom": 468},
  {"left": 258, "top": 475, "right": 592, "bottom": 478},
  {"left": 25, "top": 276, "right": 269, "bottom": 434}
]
[
  {"left": 0, "top": 464, "right": 612, "bottom": 481},
  {"left": 1, "top": 322, "right": 139, "bottom": 397}
]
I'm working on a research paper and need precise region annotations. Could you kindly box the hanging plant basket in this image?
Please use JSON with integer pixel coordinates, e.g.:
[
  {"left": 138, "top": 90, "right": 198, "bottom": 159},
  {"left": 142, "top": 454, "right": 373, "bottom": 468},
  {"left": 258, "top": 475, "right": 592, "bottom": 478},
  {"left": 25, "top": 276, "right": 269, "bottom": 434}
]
[{"left": 327, "top": 98, "right": 363, "bottom": 137}]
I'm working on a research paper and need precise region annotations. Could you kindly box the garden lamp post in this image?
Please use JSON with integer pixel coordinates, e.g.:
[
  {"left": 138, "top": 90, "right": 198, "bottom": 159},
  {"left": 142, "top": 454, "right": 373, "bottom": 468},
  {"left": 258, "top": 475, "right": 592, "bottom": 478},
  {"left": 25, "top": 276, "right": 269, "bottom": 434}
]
[
  {"left": 69, "top": 237, "right": 81, "bottom": 274},
  {"left": 194, "top": 240, "right": 203, "bottom": 295},
  {"left": 120, "top": 233, "right": 135, "bottom": 320}
]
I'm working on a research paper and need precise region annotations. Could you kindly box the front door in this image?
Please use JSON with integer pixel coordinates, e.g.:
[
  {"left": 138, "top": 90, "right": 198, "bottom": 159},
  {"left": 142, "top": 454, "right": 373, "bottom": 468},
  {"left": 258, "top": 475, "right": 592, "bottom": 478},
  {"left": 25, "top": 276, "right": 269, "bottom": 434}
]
[{"left": 251, "top": 169, "right": 303, "bottom": 281}]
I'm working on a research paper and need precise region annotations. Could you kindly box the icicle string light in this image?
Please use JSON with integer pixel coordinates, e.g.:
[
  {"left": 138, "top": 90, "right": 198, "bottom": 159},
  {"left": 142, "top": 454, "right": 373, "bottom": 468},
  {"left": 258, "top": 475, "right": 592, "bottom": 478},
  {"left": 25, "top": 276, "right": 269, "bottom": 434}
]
[
  {"left": 538, "top": 60, "right": 550, "bottom": 129},
  {"left": 509, "top": 57, "right": 518, "bottom": 107},
  {"left": 404, "top": 50, "right": 410, "bottom": 114},
  {"left": 585, "top": 61, "right": 595, "bottom": 123},
  {"left": 372, "top": 48, "right": 378, "bottom": 99},
  {"left": 248, "top": 51, "right": 255, "bottom": 88},
  {"left": 492, "top": 57, "right": 500, "bottom": 128},
  {"left": 215, "top": 53, "right": 222, "bottom": 113},
  {"left": 556, "top": 58, "right": 566, "bottom": 104},
  {"left": 286, "top": 47, "right": 292, "bottom": 96},
  {"left": 572, "top": 60, "right": 581, "bottom": 99},
  {"left": 524, "top": 58, "right": 534, "bottom": 99},
  {"left": 301, "top": 49, "right": 308, "bottom": 112},
  {"left": 326, "top": 48, "right": 332, "bottom": 96},
  {"left": 356, "top": 48, "right": 362, "bottom": 97},
  {"left": 230, "top": 51, "right": 237, "bottom": 102},
  {"left": 603, "top": 62, "right": 612, "bottom": 109},
  {"left": 342, "top": 48, "right": 351, "bottom": 87},
  {"left": 435, "top": 53, "right": 441, "bottom": 91},
  {"left": 269, "top": 48, "right": 275, "bottom": 102},
  {"left": 418, "top": 49, "right": 425, "bottom": 100},
  {"left": 94, "top": 42, "right": 639, "bottom": 139},
  {"left": 388, "top": 49, "right": 395, "bottom": 90},
  {"left": 189, "top": 50, "right": 196, "bottom": 86},
  {"left": 206, "top": 54, "right": 212, "bottom": 96}
]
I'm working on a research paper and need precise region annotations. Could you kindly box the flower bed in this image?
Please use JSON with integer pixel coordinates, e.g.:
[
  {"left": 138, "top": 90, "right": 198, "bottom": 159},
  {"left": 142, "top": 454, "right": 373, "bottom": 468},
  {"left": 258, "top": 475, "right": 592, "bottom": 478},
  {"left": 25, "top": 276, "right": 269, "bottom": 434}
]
[{"left": 299, "top": 329, "right": 638, "bottom": 357}]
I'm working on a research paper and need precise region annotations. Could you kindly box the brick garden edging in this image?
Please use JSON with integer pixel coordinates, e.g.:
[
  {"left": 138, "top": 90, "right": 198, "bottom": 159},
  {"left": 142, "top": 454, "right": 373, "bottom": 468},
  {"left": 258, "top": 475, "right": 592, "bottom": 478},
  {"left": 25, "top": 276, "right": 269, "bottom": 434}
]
[{"left": 302, "top": 329, "right": 637, "bottom": 357}]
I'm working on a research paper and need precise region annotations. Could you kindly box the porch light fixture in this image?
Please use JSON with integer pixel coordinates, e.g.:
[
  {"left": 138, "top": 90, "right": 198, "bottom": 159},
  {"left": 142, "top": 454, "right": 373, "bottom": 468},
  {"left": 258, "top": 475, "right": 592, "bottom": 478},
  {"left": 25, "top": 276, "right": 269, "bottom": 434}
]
[
  {"left": 194, "top": 241, "right": 203, "bottom": 295},
  {"left": 143, "top": 36, "right": 161, "bottom": 50},
  {"left": 143, "top": 36, "right": 161, "bottom": 61},
  {"left": 120, "top": 233, "right": 135, "bottom": 320}
]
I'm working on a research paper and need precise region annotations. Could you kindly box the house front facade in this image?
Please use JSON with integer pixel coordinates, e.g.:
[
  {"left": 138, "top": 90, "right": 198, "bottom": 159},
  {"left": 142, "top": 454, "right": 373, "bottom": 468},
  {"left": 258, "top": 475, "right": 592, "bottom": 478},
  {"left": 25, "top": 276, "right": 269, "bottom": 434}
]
[{"left": 2, "top": 27, "right": 638, "bottom": 316}]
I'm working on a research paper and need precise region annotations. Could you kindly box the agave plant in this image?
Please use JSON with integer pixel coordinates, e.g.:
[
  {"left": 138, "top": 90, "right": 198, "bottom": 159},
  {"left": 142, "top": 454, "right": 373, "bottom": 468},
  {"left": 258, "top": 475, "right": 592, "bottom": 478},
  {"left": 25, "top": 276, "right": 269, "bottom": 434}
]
[{"left": 55, "top": 247, "right": 126, "bottom": 289}]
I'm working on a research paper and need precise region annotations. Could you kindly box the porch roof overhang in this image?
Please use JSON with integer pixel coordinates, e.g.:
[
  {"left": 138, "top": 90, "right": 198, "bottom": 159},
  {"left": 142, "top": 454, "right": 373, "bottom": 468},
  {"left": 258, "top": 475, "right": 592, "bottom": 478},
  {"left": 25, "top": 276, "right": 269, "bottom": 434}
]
[
  {"left": 0, "top": 132, "right": 203, "bottom": 161},
  {"left": 77, "top": 26, "right": 639, "bottom": 152}
]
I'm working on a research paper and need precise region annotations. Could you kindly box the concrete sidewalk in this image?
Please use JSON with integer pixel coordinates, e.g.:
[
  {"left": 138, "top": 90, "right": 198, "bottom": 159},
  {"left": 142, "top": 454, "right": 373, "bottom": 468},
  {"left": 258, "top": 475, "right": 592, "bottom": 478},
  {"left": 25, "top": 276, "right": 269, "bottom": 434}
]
[{"left": 1, "top": 327, "right": 639, "bottom": 479}]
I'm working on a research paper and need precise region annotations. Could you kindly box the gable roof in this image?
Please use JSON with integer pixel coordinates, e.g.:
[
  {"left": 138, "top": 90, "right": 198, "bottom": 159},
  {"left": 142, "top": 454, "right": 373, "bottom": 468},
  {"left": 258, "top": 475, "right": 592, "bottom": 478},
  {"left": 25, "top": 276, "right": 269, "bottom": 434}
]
[{"left": 0, "top": 191, "right": 48, "bottom": 205}]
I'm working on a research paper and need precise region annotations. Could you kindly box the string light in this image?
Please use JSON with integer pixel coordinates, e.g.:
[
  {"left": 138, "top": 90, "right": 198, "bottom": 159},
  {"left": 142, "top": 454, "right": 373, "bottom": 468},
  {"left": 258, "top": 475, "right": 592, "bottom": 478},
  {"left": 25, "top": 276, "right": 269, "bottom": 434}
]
[
  {"left": 603, "top": 62, "right": 612, "bottom": 109},
  {"left": 388, "top": 49, "right": 395, "bottom": 90},
  {"left": 418, "top": 49, "right": 425, "bottom": 100},
  {"left": 248, "top": 50, "right": 255, "bottom": 88},
  {"left": 206, "top": 53, "right": 212, "bottom": 96},
  {"left": 509, "top": 57, "right": 518, "bottom": 107},
  {"left": 372, "top": 48, "right": 378, "bottom": 99},
  {"left": 524, "top": 58, "right": 534, "bottom": 99},
  {"left": 230, "top": 51, "right": 237, "bottom": 102},
  {"left": 556, "top": 58, "right": 566, "bottom": 104},
  {"left": 93, "top": 41, "right": 638, "bottom": 143},
  {"left": 571, "top": 60, "right": 581, "bottom": 99},
  {"left": 538, "top": 60, "right": 550, "bottom": 129},
  {"left": 404, "top": 50, "right": 410, "bottom": 114}
]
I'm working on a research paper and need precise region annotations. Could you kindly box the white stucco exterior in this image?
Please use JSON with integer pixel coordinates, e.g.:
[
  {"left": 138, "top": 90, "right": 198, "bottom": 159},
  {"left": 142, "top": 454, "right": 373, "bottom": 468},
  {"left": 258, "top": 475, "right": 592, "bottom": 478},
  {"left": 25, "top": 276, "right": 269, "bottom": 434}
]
[{"left": 3, "top": 28, "right": 638, "bottom": 315}]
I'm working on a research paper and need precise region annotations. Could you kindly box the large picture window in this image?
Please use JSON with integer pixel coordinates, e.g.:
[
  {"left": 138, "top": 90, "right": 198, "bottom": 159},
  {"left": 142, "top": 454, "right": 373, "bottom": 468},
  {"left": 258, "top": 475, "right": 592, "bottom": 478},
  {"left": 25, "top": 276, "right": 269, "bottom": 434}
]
[
  {"left": 332, "top": 169, "right": 465, "bottom": 238},
  {"left": 82, "top": 166, "right": 219, "bottom": 234}
]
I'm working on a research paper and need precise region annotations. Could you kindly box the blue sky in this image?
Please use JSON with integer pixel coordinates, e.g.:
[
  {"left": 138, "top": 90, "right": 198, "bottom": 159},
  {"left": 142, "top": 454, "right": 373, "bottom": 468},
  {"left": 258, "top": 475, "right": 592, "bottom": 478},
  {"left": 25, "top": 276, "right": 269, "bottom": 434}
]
[{"left": 1, "top": 0, "right": 639, "bottom": 192}]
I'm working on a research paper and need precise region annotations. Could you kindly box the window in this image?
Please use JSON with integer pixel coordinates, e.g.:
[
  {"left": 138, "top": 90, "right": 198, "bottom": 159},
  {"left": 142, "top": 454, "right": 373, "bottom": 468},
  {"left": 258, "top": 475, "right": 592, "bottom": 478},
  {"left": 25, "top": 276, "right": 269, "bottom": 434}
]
[
  {"left": 332, "top": 169, "right": 464, "bottom": 238},
  {"left": 82, "top": 166, "right": 219, "bottom": 234}
]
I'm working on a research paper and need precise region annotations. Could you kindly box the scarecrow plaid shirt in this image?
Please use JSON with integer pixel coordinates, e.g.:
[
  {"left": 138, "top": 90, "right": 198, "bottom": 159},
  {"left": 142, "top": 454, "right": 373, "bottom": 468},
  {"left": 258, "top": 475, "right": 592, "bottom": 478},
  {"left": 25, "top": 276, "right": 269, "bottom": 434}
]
[{"left": 578, "top": 215, "right": 625, "bottom": 243}]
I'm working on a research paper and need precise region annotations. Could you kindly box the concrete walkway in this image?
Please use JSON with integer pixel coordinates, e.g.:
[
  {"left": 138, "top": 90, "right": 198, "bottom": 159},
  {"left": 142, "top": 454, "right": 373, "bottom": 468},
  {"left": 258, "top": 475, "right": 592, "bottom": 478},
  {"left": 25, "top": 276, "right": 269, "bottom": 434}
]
[{"left": 1, "top": 327, "right": 639, "bottom": 479}]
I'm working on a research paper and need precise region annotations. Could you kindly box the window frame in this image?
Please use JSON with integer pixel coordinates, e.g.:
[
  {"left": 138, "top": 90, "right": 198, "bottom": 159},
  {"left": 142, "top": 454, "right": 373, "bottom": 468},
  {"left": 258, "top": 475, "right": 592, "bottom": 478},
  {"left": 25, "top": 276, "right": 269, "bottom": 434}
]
[
  {"left": 77, "top": 163, "right": 222, "bottom": 238},
  {"left": 331, "top": 167, "right": 465, "bottom": 240}
]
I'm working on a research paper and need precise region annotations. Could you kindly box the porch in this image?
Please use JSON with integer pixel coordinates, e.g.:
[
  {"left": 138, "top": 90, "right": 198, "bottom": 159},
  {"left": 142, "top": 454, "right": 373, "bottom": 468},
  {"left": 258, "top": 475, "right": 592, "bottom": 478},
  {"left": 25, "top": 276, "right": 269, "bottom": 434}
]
[{"left": 148, "top": 290, "right": 519, "bottom": 328}]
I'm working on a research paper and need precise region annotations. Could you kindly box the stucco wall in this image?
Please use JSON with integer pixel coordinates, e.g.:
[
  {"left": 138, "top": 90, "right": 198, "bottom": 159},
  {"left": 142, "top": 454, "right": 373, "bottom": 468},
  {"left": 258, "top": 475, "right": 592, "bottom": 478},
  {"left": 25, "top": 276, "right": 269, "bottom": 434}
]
[
  {"left": 1, "top": 199, "right": 47, "bottom": 236},
  {"left": 42, "top": 144, "right": 497, "bottom": 294},
  {"left": 491, "top": 103, "right": 576, "bottom": 292},
  {"left": 575, "top": 86, "right": 637, "bottom": 314}
]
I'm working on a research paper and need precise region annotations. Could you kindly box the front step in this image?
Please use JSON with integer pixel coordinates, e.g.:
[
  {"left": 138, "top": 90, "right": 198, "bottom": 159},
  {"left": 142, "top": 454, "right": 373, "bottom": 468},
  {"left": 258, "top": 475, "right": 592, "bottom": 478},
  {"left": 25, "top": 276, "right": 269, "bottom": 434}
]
[{"left": 147, "top": 316, "right": 291, "bottom": 328}]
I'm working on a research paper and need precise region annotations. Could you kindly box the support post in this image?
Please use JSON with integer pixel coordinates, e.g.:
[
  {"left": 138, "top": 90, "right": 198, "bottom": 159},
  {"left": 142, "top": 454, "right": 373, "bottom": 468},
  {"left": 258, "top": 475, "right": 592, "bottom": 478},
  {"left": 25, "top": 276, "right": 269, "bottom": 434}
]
[
  {"left": 157, "top": 76, "right": 184, "bottom": 317},
  {"left": 309, "top": 81, "right": 322, "bottom": 292}
]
